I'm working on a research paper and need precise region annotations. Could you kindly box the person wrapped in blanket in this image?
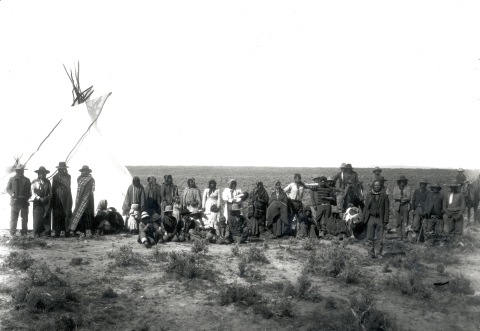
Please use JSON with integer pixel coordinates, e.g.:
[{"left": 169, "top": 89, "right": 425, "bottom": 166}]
[
  {"left": 162, "top": 205, "right": 184, "bottom": 242},
  {"left": 93, "top": 200, "right": 125, "bottom": 235},
  {"left": 215, "top": 216, "right": 231, "bottom": 244},
  {"left": 248, "top": 181, "right": 269, "bottom": 238},
  {"left": 138, "top": 211, "right": 165, "bottom": 248},
  {"left": 126, "top": 203, "right": 141, "bottom": 234}
]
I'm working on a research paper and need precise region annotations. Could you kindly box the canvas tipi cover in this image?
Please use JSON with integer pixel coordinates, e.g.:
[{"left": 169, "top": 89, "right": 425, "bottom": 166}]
[{"left": 0, "top": 93, "right": 132, "bottom": 230}]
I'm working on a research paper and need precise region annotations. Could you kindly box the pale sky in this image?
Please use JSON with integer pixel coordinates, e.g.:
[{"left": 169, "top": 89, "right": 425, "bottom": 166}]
[{"left": 1, "top": 1, "right": 479, "bottom": 169}]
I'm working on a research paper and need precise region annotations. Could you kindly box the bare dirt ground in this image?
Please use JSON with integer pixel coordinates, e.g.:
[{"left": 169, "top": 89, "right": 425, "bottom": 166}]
[{"left": 1, "top": 224, "right": 480, "bottom": 331}]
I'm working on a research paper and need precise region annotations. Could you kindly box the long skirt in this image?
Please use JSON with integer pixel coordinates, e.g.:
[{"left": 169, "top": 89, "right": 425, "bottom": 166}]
[{"left": 272, "top": 215, "right": 289, "bottom": 237}]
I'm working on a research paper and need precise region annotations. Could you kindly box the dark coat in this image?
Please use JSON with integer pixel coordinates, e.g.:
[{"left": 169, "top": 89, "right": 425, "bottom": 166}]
[
  {"left": 362, "top": 191, "right": 390, "bottom": 224},
  {"left": 335, "top": 171, "right": 359, "bottom": 190},
  {"left": 229, "top": 215, "right": 247, "bottom": 237},
  {"left": 424, "top": 192, "right": 444, "bottom": 218},
  {"left": 411, "top": 188, "right": 430, "bottom": 212},
  {"left": 6, "top": 175, "right": 32, "bottom": 207}
]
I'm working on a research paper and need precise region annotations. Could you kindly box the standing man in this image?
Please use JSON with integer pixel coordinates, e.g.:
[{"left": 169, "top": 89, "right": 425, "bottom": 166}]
[
  {"left": 443, "top": 181, "right": 466, "bottom": 244},
  {"left": 424, "top": 183, "right": 445, "bottom": 246},
  {"left": 160, "top": 175, "right": 179, "bottom": 216},
  {"left": 144, "top": 175, "right": 162, "bottom": 216},
  {"left": 456, "top": 168, "right": 467, "bottom": 185},
  {"left": 372, "top": 167, "right": 383, "bottom": 183},
  {"left": 307, "top": 175, "right": 334, "bottom": 237},
  {"left": 51, "top": 162, "right": 73, "bottom": 237},
  {"left": 362, "top": 180, "right": 390, "bottom": 258},
  {"left": 333, "top": 163, "right": 347, "bottom": 186},
  {"left": 410, "top": 178, "right": 430, "bottom": 238},
  {"left": 392, "top": 176, "right": 411, "bottom": 241},
  {"left": 335, "top": 164, "right": 359, "bottom": 214},
  {"left": 6, "top": 165, "right": 32, "bottom": 237},
  {"left": 31, "top": 166, "right": 52, "bottom": 237},
  {"left": 69, "top": 165, "right": 95, "bottom": 237}
]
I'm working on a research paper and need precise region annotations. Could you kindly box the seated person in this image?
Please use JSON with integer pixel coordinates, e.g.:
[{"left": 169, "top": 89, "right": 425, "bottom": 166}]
[
  {"left": 189, "top": 208, "right": 214, "bottom": 242},
  {"left": 162, "top": 205, "right": 183, "bottom": 242},
  {"left": 138, "top": 212, "right": 165, "bottom": 248},
  {"left": 180, "top": 209, "right": 194, "bottom": 241},
  {"left": 296, "top": 207, "right": 312, "bottom": 239},
  {"left": 229, "top": 204, "right": 248, "bottom": 244}
]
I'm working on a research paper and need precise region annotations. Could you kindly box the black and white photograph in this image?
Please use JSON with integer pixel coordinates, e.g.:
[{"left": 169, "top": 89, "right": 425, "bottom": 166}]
[{"left": 1, "top": 1, "right": 480, "bottom": 330}]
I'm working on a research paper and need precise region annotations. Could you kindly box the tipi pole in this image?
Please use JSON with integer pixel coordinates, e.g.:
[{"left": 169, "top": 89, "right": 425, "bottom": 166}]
[{"left": 23, "top": 119, "right": 63, "bottom": 167}]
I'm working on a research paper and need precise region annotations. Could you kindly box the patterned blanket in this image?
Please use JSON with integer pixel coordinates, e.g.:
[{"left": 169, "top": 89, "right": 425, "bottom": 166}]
[{"left": 69, "top": 175, "right": 95, "bottom": 231}]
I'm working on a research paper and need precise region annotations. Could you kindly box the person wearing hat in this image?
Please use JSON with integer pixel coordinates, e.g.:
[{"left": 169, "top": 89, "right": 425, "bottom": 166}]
[
  {"left": 6, "top": 165, "right": 31, "bottom": 236},
  {"left": 182, "top": 178, "right": 202, "bottom": 212},
  {"left": 456, "top": 168, "right": 467, "bottom": 185},
  {"left": 267, "top": 181, "right": 291, "bottom": 238},
  {"left": 229, "top": 203, "right": 249, "bottom": 244},
  {"left": 222, "top": 179, "right": 243, "bottom": 221},
  {"left": 138, "top": 211, "right": 164, "bottom": 248},
  {"left": 188, "top": 207, "right": 214, "bottom": 242},
  {"left": 424, "top": 183, "right": 445, "bottom": 245},
  {"left": 392, "top": 176, "right": 412, "bottom": 241},
  {"left": 30, "top": 166, "right": 52, "bottom": 237},
  {"left": 68, "top": 165, "right": 95, "bottom": 237},
  {"left": 361, "top": 179, "right": 390, "bottom": 258},
  {"left": 51, "top": 162, "right": 73, "bottom": 237},
  {"left": 202, "top": 179, "right": 221, "bottom": 229},
  {"left": 215, "top": 216, "right": 231, "bottom": 244},
  {"left": 332, "top": 163, "right": 347, "bottom": 186},
  {"left": 335, "top": 164, "right": 359, "bottom": 214},
  {"left": 144, "top": 175, "right": 162, "bottom": 216},
  {"left": 179, "top": 208, "right": 194, "bottom": 241},
  {"left": 122, "top": 176, "right": 145, "bottom": 223},
  {"left": 162, "top": 205, "right": 182, "bottom": 242},
  {"left": 372, "top": 167, "right": 382, "bottom": 181},
  {"left": 443, "top": 181, "right": 466, "bottom": 244},
  {"left": 160, "top": 175, "right": 179, "bottom": 216},
  {"left": 410, "top": 178, "right": 430, "bottom": 237}
]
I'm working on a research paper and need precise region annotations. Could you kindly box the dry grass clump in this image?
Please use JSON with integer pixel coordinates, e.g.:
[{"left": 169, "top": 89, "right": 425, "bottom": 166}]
[
  {"left": 152, "top": 245, "right": 169, "bottom": 262},
  {"left": 302, "top": 238, "right": 318, "bottom": 251},
  {"left": 384, "top": 269, "right": 432, "bottom": 300},
  {"left": 191, "top": 239, "right": 209, "bottom": 254},
  {"left": 107, "top": 245, "right": 146, "bottom": 267},
  {"left": 347, "top": 290, "right": 398, "bottom": 331},
  {"left": 102, "top": 286, "right": 118, "bottom": 299},
  {"left": 3, "top": 236, "right": 48, "bottom": 249},
  {"left": 4, "top": 251, "right": 35, "bottom": 270},
  {"left": 447, "top": 273, "right": 475, "bottom": 295},
  {"left": 166, "top": 251, "right": 216, "bottom": 281},
  {"left": 239, "top": 246, "right": 269, "bottom": 264}
]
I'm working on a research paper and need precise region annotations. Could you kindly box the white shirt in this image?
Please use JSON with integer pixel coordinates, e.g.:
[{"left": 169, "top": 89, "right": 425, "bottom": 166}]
[{"left": 283, "top": 182, "right": 304, "bottom": 200}]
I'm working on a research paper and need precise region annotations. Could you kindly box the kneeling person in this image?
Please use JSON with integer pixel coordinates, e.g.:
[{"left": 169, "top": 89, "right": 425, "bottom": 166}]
[
  {"left": 229, "top": 204, "right": 248, "bottom": 244},
  {"left": 189, "top": 208, "right": 214, "bottom": 242}
]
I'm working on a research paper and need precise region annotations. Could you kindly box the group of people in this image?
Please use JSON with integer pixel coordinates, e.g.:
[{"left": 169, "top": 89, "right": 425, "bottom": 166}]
[{"left": 6, "top": 162, "right": 475, "bottom": 258}]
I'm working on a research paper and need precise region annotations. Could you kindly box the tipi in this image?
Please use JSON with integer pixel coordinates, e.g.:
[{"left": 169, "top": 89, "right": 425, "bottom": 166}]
[{"left": 0, "top": 64, "right": 132, "bottom": 230}]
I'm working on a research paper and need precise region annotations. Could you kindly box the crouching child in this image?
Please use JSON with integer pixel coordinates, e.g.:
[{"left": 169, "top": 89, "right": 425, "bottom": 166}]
[
  {"left": 162, "top": 205, "right": 183, "bottom": 242},
  {"left": 229, "top": 204, "right": 248, "bottom": 244}
]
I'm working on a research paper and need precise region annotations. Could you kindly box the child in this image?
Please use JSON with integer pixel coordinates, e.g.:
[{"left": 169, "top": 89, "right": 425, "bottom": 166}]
[
  {"left": 215, "top": 216, "right": 231, "bottom": 244},
  {"left": 127, "top": 204, "right": 140, "bottom": 234}
]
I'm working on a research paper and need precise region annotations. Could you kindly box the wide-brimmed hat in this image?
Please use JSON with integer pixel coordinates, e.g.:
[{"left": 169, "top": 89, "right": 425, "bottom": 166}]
[
  {"left": 419, "top": 178, "right": 429, "bottom": 184},
  {"left": 340, "top": 163, "right": 347, "bottom": 168},
  {"left": 344, "top": 164, "right": 353, "bottom": 170},
  {"left": 79, "top": 165, "right": 92, "bottom": 173},
  {"left": 396, "top": 175, "right": 408, "bottom": 182},
  {"left": 164, "top": 205, "right": 173, "bottom": 213},
  {"left": 372, "top": 167, "right": 382, "bottom": 173},
  {"left": 326, "top": 176, "right": 334, "bottom": 182},
  {"left": 15, "top": 164, "right": 27, "bottom": 171},
  {"left": 141, "top": 211, "right": 149, "bottom": 219},
  {"left": 131, "top": 204, "right": 139, "bottom": 211},
  {"left": 448, "top": 181, "right": 460, "bottom": 187},
  {"left": 190, "top": 208, "right": 201, "bottom": 216},
  {"left": 180, "top": 209, "right": 191, "bottom": 216},
  {"left": 56, "top": 162, "right": 69, "bottom": 169},
  {"left": 430, "top": 183, "right": 442, "bottom": 189},
  {"left": 457, "top": 168, "right": 465, "bottom": 172},
  {"left": 34, "top": 166, "right": 50, "bottom": 174},
  {"left": 151, "top": 213, "right": 161, "bottom": 222},
  {"left": 312, "top": 174, "right": 322, "bottom": 180},
  {"left": 231, "top": 204, "right": 241, "bottom": 212}
]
